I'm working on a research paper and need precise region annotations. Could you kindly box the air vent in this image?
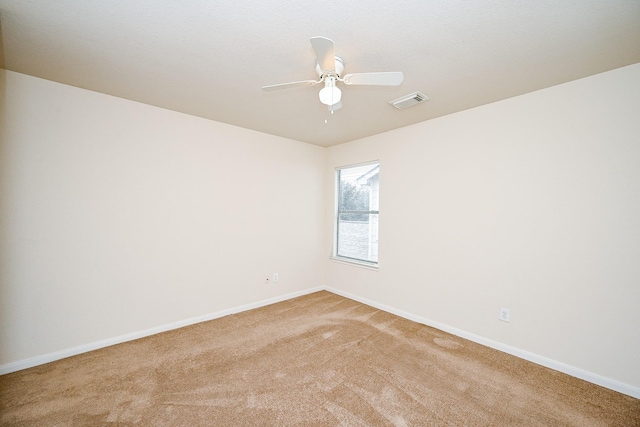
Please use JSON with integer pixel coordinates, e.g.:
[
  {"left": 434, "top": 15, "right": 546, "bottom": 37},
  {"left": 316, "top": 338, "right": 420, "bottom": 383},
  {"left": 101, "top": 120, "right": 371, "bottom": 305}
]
[{"left": 389, "top": 92, "right": 429, "bottom": 109}]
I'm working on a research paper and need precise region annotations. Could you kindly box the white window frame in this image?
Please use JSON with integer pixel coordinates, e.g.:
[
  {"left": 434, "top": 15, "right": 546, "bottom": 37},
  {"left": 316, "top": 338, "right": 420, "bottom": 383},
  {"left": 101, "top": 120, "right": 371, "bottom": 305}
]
[{"left": 331, "top": 160, "right": 380, "bottom": 269}]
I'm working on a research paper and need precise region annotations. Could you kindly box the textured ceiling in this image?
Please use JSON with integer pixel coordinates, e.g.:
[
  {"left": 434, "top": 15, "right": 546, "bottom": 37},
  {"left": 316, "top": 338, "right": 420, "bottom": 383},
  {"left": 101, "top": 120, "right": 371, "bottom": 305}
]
[{"left": 1, "top": 0, "right": 639, "bottom": 147}]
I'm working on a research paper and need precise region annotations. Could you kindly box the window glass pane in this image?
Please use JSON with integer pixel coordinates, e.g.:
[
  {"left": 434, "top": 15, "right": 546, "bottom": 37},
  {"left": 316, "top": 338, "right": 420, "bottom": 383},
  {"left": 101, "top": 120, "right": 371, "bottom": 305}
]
[
  {"left": 335, "top": 162, "right": 379, "bottom": 264},
  {"left": 337, "top": 213, "right": 378, "bottom": 262}
]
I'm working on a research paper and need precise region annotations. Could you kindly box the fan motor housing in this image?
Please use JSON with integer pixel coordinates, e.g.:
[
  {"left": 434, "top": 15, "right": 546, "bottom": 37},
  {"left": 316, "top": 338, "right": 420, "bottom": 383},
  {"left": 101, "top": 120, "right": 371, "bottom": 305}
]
[{"left": 316, "top": 56, "right": 344, "bottom": 78}]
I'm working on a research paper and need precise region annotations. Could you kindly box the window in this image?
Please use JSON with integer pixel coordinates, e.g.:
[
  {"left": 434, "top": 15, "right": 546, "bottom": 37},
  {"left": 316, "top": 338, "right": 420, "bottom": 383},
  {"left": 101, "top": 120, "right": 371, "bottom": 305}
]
[{"left": 334, "top": 162, "right": 379, "bottom": 266}]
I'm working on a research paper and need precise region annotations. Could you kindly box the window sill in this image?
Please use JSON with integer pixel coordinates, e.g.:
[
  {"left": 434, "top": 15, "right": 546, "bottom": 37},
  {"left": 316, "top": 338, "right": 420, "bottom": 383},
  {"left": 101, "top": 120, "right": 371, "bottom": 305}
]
[{"left": 329, "top": 256, "right": 379, "bottom": 271}]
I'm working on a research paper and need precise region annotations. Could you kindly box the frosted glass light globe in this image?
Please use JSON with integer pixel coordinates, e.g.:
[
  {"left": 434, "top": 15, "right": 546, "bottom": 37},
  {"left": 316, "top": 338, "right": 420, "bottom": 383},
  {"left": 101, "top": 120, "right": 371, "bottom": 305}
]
[{"left": 319, "top": 79, "right": 342, "bottom": 106}]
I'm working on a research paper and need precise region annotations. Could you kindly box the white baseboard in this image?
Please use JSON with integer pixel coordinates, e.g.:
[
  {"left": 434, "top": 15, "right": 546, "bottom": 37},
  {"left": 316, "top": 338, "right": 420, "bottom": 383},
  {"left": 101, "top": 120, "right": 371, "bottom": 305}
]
[
  {"left": 325, "top": 286, "right": 640, "bottom": 400},
  {"left": 2, "top": 285, "right": 638, "bottom": 400},
  {"left": 0, "top": 286, "right": 324, "bottom": 376}
]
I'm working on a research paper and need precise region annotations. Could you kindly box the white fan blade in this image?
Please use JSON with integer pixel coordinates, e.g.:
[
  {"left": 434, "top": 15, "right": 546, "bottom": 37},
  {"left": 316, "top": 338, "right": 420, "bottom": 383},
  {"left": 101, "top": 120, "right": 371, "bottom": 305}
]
[
  {"left": 310, "top": 36, "right": 335, "bottom": 72},
  {"left": 262, "top": 80, "right": 320, "bottom": 91},
  {"left": 328, "top": 102, "right": 342, "bottom": 112},
  {"left": 343, "top": 72, "right": 404, "bottom": 86}
]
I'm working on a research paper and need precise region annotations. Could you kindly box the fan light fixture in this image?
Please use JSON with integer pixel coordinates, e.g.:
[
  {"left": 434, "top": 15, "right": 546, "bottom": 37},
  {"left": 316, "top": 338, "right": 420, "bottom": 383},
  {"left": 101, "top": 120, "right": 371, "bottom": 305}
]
[
  {"left": 319, "top": 77, "right": 341, "bottom": 106},
  {"left": 262, "top": 37, "right": 404, "bottom": 112}
]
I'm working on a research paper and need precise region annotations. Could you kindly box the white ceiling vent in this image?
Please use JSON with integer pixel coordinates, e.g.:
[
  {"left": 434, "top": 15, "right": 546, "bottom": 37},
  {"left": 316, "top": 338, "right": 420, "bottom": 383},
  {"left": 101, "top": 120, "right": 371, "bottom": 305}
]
[{"left": 389, "top": 92, "right": 429, "bottom": 109}]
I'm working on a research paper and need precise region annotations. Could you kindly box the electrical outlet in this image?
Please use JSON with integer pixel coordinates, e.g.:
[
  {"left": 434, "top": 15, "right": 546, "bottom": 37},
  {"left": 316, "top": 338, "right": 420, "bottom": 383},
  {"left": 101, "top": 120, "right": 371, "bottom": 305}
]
[
  {"left": 273, "top": 273, "right": 279, "bottom": 283},
  {"left": 499, "top": 307, "right": 511, "bottom": 322}
]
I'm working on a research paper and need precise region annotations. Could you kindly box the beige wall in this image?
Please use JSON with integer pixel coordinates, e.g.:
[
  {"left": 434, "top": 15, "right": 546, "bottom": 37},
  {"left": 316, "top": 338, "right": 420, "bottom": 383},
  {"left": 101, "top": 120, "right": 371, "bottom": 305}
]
[
  {"left": 0, "top": 70, "right": 326, "bottom": 364},
  {"left": 325, "top": 63, "right": 640, "bottom": 390}
]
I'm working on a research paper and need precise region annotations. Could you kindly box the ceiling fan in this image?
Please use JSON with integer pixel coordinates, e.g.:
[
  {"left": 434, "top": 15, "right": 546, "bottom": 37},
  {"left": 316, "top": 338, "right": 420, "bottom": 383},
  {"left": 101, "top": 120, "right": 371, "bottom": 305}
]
[{"left": 262, "top": 36, "right": 404, "bottom": 112}]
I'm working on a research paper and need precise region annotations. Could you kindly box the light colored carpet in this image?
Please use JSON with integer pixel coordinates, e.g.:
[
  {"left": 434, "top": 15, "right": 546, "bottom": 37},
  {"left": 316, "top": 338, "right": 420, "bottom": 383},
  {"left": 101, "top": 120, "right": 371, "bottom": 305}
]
[{"left": 1, "top": 291, "right": 638, "bottom": 426}]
